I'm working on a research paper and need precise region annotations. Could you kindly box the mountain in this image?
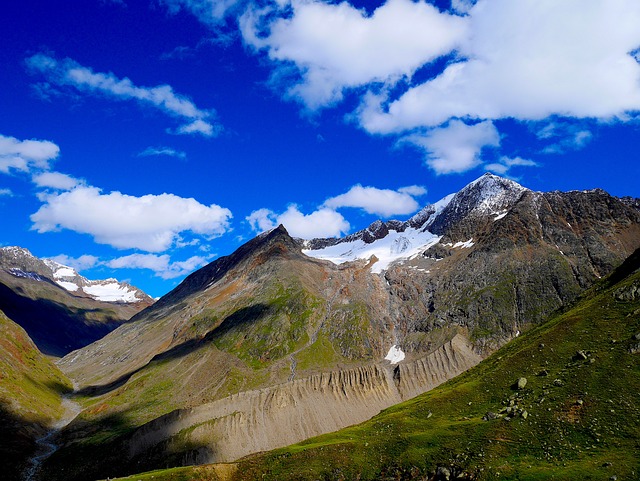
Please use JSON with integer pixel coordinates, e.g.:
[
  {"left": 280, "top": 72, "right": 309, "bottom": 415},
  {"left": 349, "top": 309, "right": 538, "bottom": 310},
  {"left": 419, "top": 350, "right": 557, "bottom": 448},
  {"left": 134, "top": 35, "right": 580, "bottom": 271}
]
[
  {"left": 0, "top": 246, "right": 154, "bottom": 356},
  {"left": 222, "top": 245, "right": 640, "bottom": 481},
  {"left": 42, "top": 258, "right": 149, "bottom": 303},
  {"left": 40, "top": 174, "right": 640, "bottom": 481}
]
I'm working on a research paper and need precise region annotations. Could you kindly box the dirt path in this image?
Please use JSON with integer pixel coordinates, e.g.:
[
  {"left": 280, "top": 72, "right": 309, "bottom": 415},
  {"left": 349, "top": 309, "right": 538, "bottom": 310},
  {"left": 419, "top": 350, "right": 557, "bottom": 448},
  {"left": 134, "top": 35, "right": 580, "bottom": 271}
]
[{"left": 22, "top": 392, "right": 82, "bottom": 481}]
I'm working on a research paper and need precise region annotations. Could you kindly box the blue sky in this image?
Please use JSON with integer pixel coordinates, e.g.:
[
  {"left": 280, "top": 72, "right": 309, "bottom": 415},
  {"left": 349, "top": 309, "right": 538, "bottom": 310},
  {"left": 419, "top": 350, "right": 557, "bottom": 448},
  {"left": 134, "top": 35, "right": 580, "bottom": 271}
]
[{"left": 1, "top": 0, "right": 639, "bottom": 297}]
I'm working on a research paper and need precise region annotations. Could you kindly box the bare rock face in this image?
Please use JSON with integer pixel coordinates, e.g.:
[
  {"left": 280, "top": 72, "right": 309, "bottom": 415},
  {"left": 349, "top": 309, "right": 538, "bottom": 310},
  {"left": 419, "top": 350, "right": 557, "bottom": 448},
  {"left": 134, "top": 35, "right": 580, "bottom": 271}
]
[{"left": 48, "top": 174, "right": 640, "bottom": 481}]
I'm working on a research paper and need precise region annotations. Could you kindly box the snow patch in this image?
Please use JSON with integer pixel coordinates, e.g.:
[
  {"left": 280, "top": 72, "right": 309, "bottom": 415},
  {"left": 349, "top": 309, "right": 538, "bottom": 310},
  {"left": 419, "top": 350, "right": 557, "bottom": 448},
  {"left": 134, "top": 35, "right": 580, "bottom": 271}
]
[
  {"left": 493, "top": 211, "right": 507, "bottom": 221},
  {"left": 452, "top": 239, "right": 475, "bottom": 249},
  {"left": 385, "top": 345, "right": 405, "bottom": 364},
  {"left": 8, "top": 268, "right": 47, "bottom": 282},
  {"left": 83, "top": 283, "right": 140, "bottom": 302},
  {"left": 303, "top": 227, "right": 441, "bottom": 273},
  {"left": 56, "top": 281, "right": 79, "bottom": 292},
  {"left": 52, "top": 266, "right": 75, "bottom": 278}
]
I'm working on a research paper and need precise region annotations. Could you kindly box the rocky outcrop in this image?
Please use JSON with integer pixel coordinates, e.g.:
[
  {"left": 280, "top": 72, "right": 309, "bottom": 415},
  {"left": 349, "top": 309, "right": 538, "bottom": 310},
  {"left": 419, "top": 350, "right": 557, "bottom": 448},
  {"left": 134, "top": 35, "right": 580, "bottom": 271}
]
[{"left": 393, "top": 334, "right": 482, "bottom": 400}]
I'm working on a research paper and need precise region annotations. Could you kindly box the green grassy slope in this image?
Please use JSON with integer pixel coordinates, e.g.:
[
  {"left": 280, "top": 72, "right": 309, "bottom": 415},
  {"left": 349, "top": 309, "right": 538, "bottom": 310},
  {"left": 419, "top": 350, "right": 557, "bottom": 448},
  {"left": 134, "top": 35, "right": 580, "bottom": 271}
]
[
  {"left": 114, "top": 249, "right": 640, "bottom": 481},
  {"left": 0, "top": 309, "right": 72, "bottom": 479}
]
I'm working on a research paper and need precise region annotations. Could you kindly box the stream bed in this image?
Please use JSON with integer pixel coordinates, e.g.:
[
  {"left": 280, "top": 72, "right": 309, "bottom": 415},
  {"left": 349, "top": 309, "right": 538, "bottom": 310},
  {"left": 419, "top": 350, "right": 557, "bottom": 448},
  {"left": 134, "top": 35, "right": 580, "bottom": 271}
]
[{"left": 22, "top": 396, "right": 82, "bottom": 481}]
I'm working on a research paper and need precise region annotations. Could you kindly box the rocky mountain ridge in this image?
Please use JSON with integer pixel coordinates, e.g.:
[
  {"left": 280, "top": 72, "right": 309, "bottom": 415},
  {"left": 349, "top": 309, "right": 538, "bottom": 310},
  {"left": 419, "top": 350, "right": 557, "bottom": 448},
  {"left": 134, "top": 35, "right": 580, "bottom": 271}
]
[{"left": 304, "top": 173, "right": 639, "bottom": 270}]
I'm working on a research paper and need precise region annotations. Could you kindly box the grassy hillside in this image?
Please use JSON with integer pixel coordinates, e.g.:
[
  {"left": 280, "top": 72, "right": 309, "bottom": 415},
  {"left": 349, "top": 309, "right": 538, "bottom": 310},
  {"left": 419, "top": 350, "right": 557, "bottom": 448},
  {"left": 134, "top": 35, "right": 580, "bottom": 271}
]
[
  {"left": 0, "top": 309, "right": 72, "bottom": 479},
  {"left": 111, "top": 249, "right": 640, "bottom": 481}
]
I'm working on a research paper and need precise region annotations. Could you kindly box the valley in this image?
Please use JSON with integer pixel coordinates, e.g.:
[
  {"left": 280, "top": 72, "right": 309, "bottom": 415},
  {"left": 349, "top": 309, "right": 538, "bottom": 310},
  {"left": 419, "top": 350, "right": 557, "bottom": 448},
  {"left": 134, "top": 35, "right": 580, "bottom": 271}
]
[{"left": 0, "top": 174, "right": 639, "bottom": 480}]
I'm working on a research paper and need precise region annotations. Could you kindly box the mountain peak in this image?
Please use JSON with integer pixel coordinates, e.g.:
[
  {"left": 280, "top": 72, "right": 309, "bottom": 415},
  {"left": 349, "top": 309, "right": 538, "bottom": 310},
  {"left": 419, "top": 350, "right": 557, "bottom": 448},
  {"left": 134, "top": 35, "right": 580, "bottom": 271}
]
[
  {"left": 463, "top": 173, "right": 527, "bottom": 203},
  {"left": 1, "top": 246, "right": 152, "bottom": 304},
  {"left": 150, "top": 223, "right": 301, "bottom": 311}
]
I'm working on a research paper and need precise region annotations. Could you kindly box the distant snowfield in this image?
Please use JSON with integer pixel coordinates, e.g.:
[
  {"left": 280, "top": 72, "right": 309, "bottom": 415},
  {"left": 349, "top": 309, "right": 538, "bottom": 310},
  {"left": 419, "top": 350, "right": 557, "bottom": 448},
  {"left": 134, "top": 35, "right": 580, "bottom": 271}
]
[
  {"left": 56, "top": 280, "right": 79, "bottom": 292},
  {"left": 52, "top": 266, "right": 75, "bottom": 278},
  {"left": 45, "top": 259, "right": 141, "bottom": 302},
  {"left": 302, "top": 192, "right": 456, "bottom": 273},
  {"left": 83, "top": 282, "right": 140, "bottom": 302},
  {"left": 303, "top": 227, "right": 442, "bottom": 273}
]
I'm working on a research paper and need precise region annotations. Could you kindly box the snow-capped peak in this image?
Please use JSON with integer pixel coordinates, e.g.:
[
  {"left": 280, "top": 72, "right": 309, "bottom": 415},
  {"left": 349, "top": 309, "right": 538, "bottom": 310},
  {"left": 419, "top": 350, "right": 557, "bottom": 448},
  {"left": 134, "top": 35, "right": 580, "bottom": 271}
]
[
  {"left": 302, "top": 174, "right": 528, "bottom": 272},
  {"left": 43, "top": 259, "right": 78, "bottom": 279},
  {"left": 43, "top": 259, "right": 144, "bottom": 303},
  {"left": 1, "top": 247, "right": 150, "bottom": 304},
  {"left": 458, "top": 173, "right": 527, "bottom": 214}
]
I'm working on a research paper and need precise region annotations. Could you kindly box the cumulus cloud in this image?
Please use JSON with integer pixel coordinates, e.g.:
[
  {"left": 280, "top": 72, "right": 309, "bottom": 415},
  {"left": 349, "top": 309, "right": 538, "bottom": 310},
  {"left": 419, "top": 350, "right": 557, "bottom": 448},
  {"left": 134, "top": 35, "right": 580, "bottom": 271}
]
[
  {"left": 233, "top": 0, "right": 640, "bottom": 174},
  {"left": 247, "top": 205, "right": 349, "bottom": 239},
  {"left": 48, "top": 252, "right": 207, "bottom": 279},
  {"left": 0, "top": 133, "right": 60, "bottom": 174},
  {"left": 357, "top": 0, "right": 640, "bottom": 132},
  {"left": 241, "top": 0, "right": 466, "bottom": 108},
  {"left": 138, "top": 146, "right": 187, "bottom": 160},
  {"left": 402, "top": 120, "right": 500, "bottom": 174},
  {"left": 32, "top": 171, "right": 81, "bottom": 190},
  {"left": 484, "top": 156, "right": 539, "bottom": 175},
  {"left": 106, "top": 253, "right": 208, "bottom": 279},
  {"left": 47, "top": 253, "right": 100, "bottom": 271},
  {"left": 31, "top": 186, "right": 232, "bottom": 252},
  {"left": 26, "top": 53, "right": 221, "bottom": 137},
  {"left": 451, "top": 0, "right": 476, "bottom": 14},
  {"left": 323, "top": 184, "right": 426, "bottom": 217}
]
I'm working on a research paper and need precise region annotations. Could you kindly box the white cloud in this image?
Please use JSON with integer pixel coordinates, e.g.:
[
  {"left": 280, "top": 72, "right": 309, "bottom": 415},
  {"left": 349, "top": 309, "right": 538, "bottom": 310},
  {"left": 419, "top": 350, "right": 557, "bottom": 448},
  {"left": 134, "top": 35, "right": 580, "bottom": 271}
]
[
  {"left": 485, "top": 156, "right": 538, "bottom": 175},
  {"left": 323, "top": 184, "right": 424, "bottom": 217},
  {"left": 235, "top": 0, "right": 640, "bottom": 174},
  {"left": 536, "top": 121, "right": 594, "bottom": 154},
  {"left": 138, "top": 146, "right": 187, "bottom": 160},
  {"left": 451, "top": 0, "right": 476, "bottom": 14},
  {"left": 161, "top": 0, "right": 243, "bottom": 25},
  {"left": 31, "top": 186, "right": 232, "bottom": 252},
  {"left": 246, "top": 208, "right": 278, "bottom": 233},
  {"left": 247, "top": 205, "right": 349, "bottom": 239},
  {"left": 0, "top": 188, "right": 13, "bottom": 197},
  {"left": 47, "top": 254, "right": 99, "bottom": 271},
  {"left": 241, "top": 0, "right": 466, "bottom": 108},
  {"left": 0, "top": 133, "right": 60, "bottom": 174},
  {"left": 47, "top": 252, "right": 207, "bottom": 279},
  {"left": 403, "top": 120, "right": 500, "bottom": 174},
  {"left": 174, "top": 119, "right": 219, "bottom": 137},
  {"left": 106, "top": 253, "right": 208, "bottom": 279},
  {"left": 357, "top": 0, "right": 640, "bottom": 133},
  {"left": 26, "top": 53, "right": 221, "bottom": 137},
  {"left": 397, "top": 185, "right": 427, "bottom": 197},
  {"left": 32, "top": 171, "right": 80, "bottom": 190}
]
